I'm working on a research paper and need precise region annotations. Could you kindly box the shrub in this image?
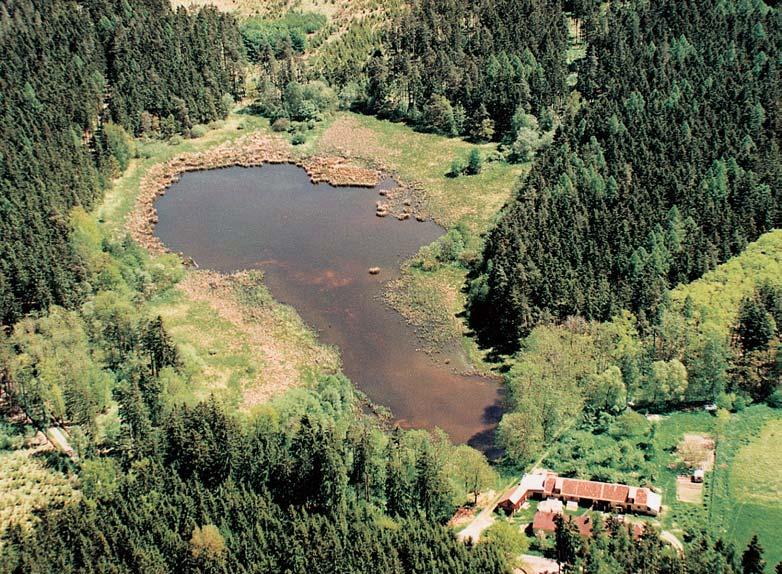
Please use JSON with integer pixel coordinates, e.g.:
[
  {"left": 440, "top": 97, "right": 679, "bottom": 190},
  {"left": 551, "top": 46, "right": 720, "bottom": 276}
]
[
  {"left": 437, "top": 228, "right": 467, "bottom": 264},
  {"left": 0, "top": 423, "right": 27, "bottom": 451},
  {"left": 168, "top": 135, "right": 183, "bottom": 146},
  {"left": 338, "top": 82, "right": 364, "bottom": 110},
  {"left": 480, "top": 519, "right": 528, "bottom": 564},
  {"left": 220, "top": 94, "right": 234, "bottom": 117},
  {"left": 448, "top": 158, "right": 465, "bottom": 178},
  {"left": 465, "top": 149, "right": 482, "bottom": 175},
  {"left": 421, "top": 94, "right": 455, "bottom": 135},
  {"left": 271, "top": 118, "right": 291, "bottom": 132},
  {"left": 103, "top": 122, "right": 133, "bottom": 174},
  {"left": 291, "top": 133, "right": 306, "bottom": 145},
  {"left": 190, "top": 124, "right": 208, "bottom": 139},
  {"left": 510, "top": 126, "right": 541, "bottom": 162},
  {"left": 767, "top": 389, "right": 782, "bottom": 408}
]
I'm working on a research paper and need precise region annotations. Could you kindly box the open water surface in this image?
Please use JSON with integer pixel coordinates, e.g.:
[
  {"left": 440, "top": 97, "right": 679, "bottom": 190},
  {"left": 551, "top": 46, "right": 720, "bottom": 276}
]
[{"left": 155, "top": 164, "right": 502, "bottom": 450}]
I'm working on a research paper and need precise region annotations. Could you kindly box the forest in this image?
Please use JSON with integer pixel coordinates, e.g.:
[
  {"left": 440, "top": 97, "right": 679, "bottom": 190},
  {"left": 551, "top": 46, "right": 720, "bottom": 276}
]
[
  {"left": 1, "top": 0, "right": 781, "bottom": 570},
  {"left": 0, "top": 0, "right": 243, "bottom": 326},
  {"left": 469, "top": 0, "right": 781, "bottom": 350},
  {"left": 364, "top": 0, "right": 570, "bottom": 140}
]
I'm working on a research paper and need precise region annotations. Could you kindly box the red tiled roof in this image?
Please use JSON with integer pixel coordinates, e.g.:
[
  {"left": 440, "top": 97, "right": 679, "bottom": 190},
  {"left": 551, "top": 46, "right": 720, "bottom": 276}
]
[
  {"left": 558, "top": 478, "right": 633, "bottom": 504},
  {"left": 601, "top": 483, "right": 630, "bottom": 504},
  {"left": 543, "top": 477, "right": 556, "bottom": 496},
  {"left": 532, "top": 512, "right": 593, "bottom": 537},
  {"left": 635, "top": 489, "right": 648, "bottom": 505},
  {"left": 532, "top": 511, "right": 558, "bottom": 532}
]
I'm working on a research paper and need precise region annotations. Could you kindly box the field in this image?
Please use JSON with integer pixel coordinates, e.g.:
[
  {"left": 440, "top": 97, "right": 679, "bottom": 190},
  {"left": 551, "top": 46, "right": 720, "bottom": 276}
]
[
  {"left": 719, "top": 414, "right": 782, "bottom": 566},
  {"left": 705, "top": 406, "right": 782, "bottom": 567}
]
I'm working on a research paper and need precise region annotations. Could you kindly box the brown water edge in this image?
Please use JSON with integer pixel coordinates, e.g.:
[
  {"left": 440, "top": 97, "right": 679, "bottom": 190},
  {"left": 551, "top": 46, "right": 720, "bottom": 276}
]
[{"left": 153, "top": 164, "right": 503, "bottom": 452}]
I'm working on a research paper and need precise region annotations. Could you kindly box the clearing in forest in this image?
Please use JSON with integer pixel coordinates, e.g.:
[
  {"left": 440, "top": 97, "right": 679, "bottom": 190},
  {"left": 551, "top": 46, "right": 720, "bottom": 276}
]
[{"left": 729, "top": 419, "right": 782, "bottom": 507}]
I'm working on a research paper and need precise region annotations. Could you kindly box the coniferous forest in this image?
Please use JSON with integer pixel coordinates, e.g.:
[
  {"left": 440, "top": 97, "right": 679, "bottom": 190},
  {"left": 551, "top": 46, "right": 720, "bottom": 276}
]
[
  {"left": 1, "top": 0, "right": 781, "bottom": 571},
  {"left": 0, "top": 0, "right": 243, "bottom": 326},
  {"left": 470, "top": 0, "right": 781, "bottom": 350},
  {"left": 365, "top": 0, "right": 570, "bottom": 140}
]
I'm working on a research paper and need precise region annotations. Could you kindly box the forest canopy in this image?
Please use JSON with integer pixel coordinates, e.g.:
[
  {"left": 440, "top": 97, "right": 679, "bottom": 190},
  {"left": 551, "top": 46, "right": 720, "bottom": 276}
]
[
  {"left": 469, "top": 0, "right": 781, "bottom": 351},
  {"left": 0, "top": 0, "right": 244, "bottom": 326}
]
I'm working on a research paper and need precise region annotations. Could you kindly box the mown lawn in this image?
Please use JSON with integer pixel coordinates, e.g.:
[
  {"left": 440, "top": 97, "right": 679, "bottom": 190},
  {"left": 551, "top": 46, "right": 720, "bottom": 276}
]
[{"left": 709, "top": 406, "right": 782, "bottom": 568}]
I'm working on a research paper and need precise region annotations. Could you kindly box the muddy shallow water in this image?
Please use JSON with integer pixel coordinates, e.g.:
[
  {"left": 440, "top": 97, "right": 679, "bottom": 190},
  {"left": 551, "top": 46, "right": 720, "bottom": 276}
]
[{"left": 155, "top": 164, "right": 502, "bottom": 450}]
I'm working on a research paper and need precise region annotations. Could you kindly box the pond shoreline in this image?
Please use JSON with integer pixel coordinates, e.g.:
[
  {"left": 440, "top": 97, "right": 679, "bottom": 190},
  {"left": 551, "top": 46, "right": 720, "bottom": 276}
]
[
  {"left": 152, "top": 163, "right": 503, "bottom": 449},
  {"left": 128, "top": 133, "right": 427, "bottom": 257}
]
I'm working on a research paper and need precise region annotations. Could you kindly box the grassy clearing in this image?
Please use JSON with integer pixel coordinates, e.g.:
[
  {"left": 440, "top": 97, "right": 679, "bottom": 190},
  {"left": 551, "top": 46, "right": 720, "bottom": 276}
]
[
  {"left": 730, "top": 419, "right": 782, "bottom": 506},
  {"left": 315, "top": 113, "right": 526, "bottom": 235},
  {"left": 149, "top": 271, "right": 340, "bottom": 410},
  {"left": 170, "top": 0, "right": 391, "bottom": 24},
  {"left": 0, "top": 447, "right": 79, "bottom": 542},
  {"left": 709, "top": 406, "right": 782, "bottom": 567},
  {"left": 171, "top": 0, "right": 341, "bottom": 17},
  {"left": 651, "top": 412, "right": 715, "bottom": 535}
]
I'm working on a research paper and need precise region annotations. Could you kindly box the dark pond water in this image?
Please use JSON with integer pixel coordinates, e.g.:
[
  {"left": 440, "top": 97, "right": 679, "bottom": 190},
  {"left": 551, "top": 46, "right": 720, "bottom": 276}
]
[{"left": 155, "top": 164, "right": 502, "bottom": 450}]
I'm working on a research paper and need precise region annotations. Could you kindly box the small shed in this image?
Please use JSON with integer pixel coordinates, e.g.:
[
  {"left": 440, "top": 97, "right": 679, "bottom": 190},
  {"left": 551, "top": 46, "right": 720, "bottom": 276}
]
[{"left": 692, "top": 469, "right": 705, "bottom": 483}]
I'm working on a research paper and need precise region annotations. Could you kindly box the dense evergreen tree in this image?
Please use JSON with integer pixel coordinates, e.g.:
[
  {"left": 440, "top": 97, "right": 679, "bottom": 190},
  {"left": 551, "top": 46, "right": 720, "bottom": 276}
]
[
  {"left": 470, "top": 0, "right": 781, "bottom": 350},
  {"left": 0, "top": 0, "right": 244, "bottom": 326},
  {"left": 741, "top": 535, "right": 766, "bottom": 574},
  {"left": 0, "top": 382, "right": 507, "bottom": 574},
  {"left": 365, "top": 0, "right": 570, "bottom": 140}
]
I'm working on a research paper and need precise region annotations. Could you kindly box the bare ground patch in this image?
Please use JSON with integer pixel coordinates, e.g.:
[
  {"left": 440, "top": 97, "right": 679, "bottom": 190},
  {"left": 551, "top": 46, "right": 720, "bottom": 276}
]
[
  {"left": 318, "top": 114, "right": 398, "bottom": 163},
  {"left": 674, "top": 433, "right": 715, "bottom": 504},
  {"left": 676, "top": 476, "right": 703, "bottom": 504},
  {"left": 678, "top": 433, "right": 716, "bottom": 471}
]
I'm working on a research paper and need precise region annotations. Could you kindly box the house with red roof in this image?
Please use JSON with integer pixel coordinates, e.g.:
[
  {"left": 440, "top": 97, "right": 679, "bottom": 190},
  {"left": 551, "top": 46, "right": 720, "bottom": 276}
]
[
  {"left": 531, "top": 511, "right": 594, "bottom": 537},
  {"left": 497, "top": 471, "right": 661, "bottom": 516}
]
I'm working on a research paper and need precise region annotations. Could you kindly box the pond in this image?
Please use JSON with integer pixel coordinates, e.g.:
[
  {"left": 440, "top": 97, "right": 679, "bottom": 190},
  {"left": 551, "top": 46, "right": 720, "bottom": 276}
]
[{"left": 155, "top": 164, "right": 502, "bottom": 450}]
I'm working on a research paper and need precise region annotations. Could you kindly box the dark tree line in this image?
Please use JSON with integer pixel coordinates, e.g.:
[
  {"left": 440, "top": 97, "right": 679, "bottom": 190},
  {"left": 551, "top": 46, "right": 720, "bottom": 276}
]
[
  {"left": 363, "top": 0, "right": 570, "bottom": 140},
  {"left": 0, "top": 380, "right": 508, "bottom": 574},
  {"left": 470, "top": 0, "right": 781, "bottom": 350},
  {"left": 0, "top": 0, "right": 244, "bottom": 326},
  {"left": 0, "top": 378, "right": 762, "bottom": 574},
  {"left": 549, "top": 511, "right": 772, "bottom": 574}
]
